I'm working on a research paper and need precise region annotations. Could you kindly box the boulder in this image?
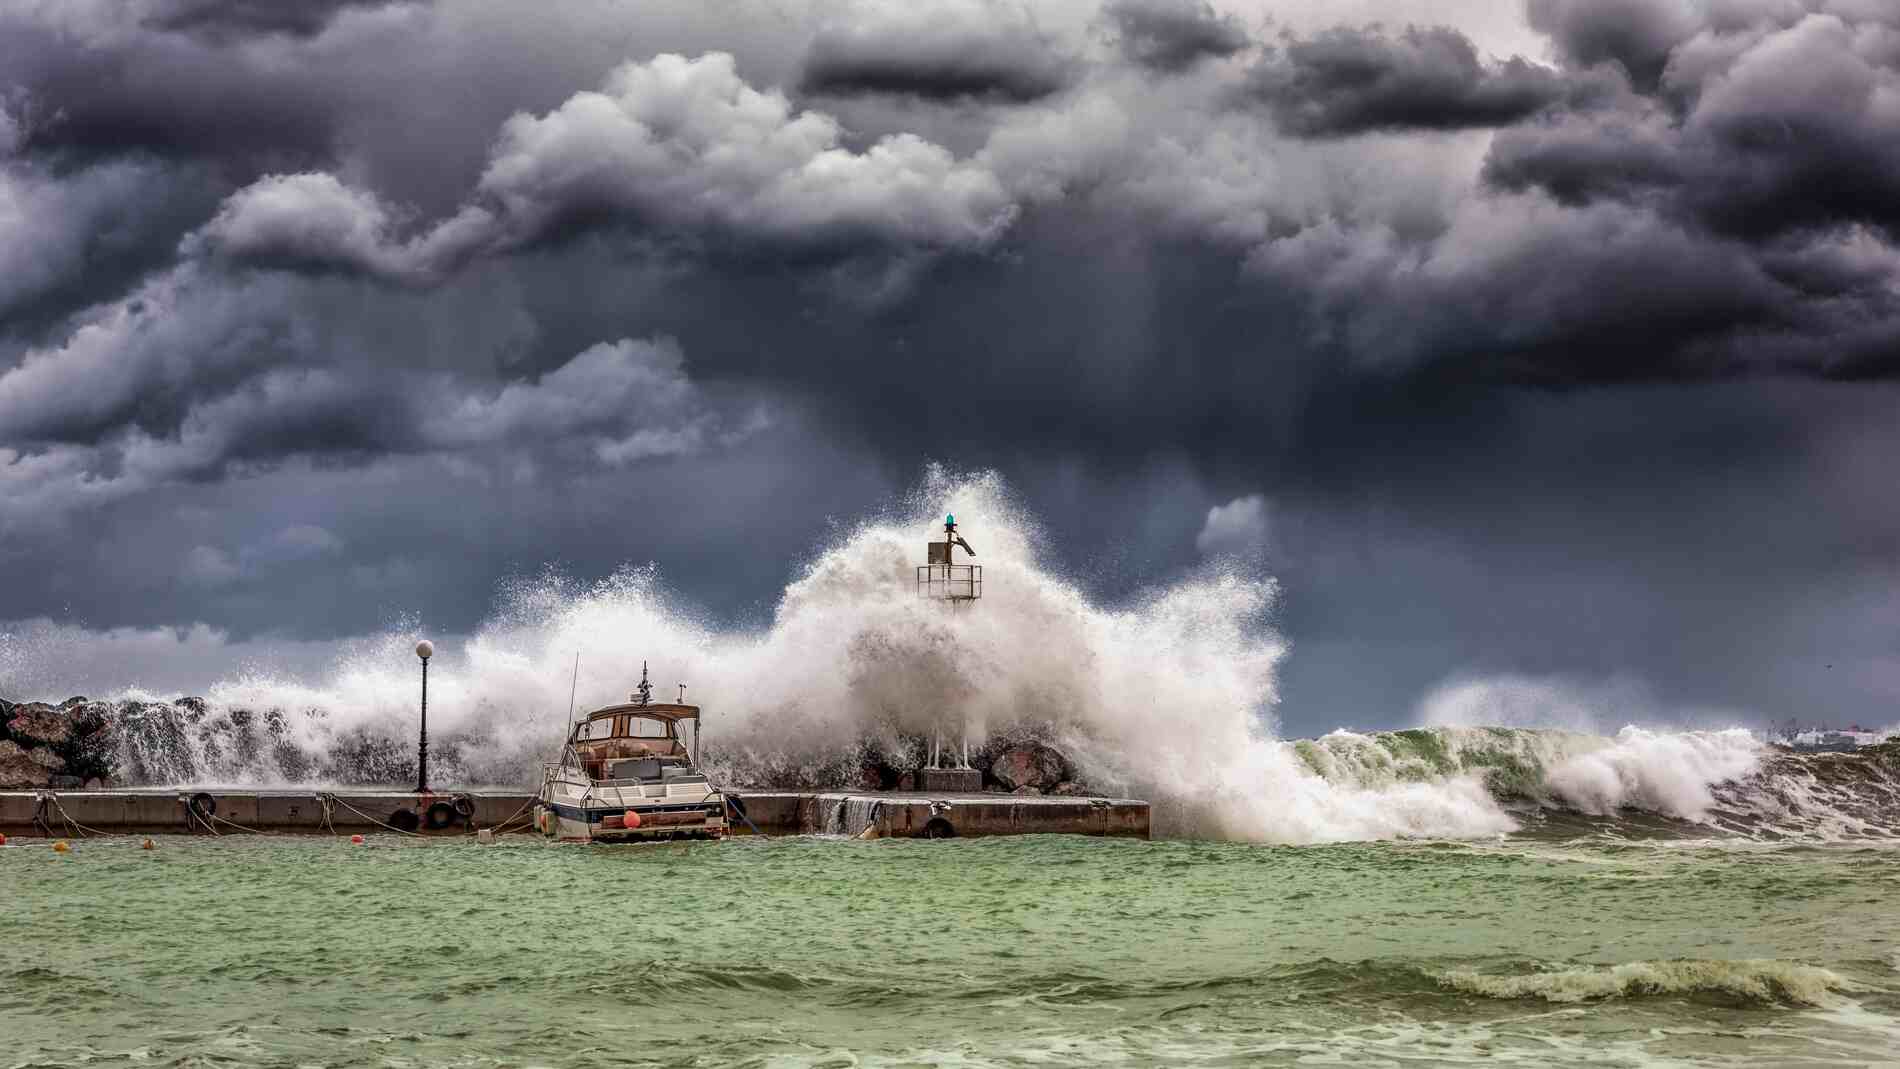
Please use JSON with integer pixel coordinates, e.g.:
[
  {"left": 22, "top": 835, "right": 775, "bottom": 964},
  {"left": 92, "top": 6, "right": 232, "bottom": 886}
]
[
  {"left": 8, "top": 702, "right": 71, "bottom": 745},
  {"left": 989, "top": 742, "right": 1067, "bottom": 792},
  {"left": 1012, "top": 784, "right": 1041, "bottom": 795},
  {"left": 1049, "top": 781, "right": 1090, "bottom": 796},
  {"left": 0, "top": 740, "right": 53, "bottom": 788}
]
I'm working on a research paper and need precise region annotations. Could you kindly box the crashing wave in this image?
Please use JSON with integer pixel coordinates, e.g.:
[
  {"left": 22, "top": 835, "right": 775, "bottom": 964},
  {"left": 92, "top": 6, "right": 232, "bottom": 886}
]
[
  {"left": 1438, "top": 958, "right": 1857, "bottom": 1006},
  {"left": 5, "top": 471, "right": 1897, "bottom": 843}
]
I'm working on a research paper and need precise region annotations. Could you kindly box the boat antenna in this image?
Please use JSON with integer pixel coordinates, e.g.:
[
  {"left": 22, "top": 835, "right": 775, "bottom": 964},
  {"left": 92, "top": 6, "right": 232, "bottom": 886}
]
[
  {"left": 633, "top": 661, "right": 652, "bottom": 706},
  {"left": 564, "top": 651, "right": 581, "bottom": 736}
]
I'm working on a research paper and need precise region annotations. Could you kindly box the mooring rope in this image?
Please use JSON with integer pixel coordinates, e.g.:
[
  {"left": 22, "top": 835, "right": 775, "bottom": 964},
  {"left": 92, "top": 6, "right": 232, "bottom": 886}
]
[
  {"left": 186, "top": 801, "right": 220, "bottom": 836},
  {"left": 209, "top": 812, "right": 271, "bottom": 835},
  {"left": 46, "top": 793, "right": 112, "bottom": 839},
  {"left": 484, "top": 794, "right": 537, "bottom": 834},
  {"left": 319, "top": 792, "right": 424, "bottom": 838}
]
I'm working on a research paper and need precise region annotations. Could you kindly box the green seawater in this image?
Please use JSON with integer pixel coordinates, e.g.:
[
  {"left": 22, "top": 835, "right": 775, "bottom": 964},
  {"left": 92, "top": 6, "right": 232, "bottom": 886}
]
[{"left": 4, "top": 833, "right": 1898, "bottom": 1067}]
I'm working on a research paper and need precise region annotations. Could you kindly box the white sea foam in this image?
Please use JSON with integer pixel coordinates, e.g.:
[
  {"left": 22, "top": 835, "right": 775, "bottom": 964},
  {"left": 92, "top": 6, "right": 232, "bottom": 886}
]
[
  {"left": 1541, "top": 727, "right": 1765, "bottom": 822},
  {"left": 1438, "top": 959, "right": 1856, "bottom": 1006},
  {"left": 0, "top": 470, "right": 1857, "bottom": 843}
]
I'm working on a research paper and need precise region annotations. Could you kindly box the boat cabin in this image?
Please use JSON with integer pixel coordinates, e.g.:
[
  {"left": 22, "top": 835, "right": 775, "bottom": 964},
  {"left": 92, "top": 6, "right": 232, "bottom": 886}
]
[{"left": 568, "top": 703, "right": 701, "bottom": 782}]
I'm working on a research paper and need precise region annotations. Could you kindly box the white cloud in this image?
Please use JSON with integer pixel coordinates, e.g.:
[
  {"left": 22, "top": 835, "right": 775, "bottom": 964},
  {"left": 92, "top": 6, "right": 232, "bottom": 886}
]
[
  {"left": 184, "top": 173, "right": 424, "bottom": 282},
  {"left": 422, "top": 336, "right": 723, "bottom": 464},
  {"left": 189, "top": 52, "right": 1019, "bottom": 285},
  {"left": 1195, "top": 493, "right": 1270, "bottom": 557}
]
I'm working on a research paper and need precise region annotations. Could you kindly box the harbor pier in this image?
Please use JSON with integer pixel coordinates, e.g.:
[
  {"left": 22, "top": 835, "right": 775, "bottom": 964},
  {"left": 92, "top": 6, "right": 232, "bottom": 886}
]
[{"left": 0, "top": 789, "right": 1149, "bottom": 840}]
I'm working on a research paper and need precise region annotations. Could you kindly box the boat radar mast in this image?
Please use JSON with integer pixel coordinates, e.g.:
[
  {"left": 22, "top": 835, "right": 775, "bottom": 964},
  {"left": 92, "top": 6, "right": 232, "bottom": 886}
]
[
  {"left": 632, "top": 661, "right": 652, "bottom": 706},
  {"left": 917, "top": 514, "right": 983, "bottom": 780}
]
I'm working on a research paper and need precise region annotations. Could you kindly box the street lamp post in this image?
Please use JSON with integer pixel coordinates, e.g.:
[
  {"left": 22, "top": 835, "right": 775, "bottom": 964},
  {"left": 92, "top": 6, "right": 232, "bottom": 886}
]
[{"left": 415, "top": 639, "right": 433, "bottom": 795}]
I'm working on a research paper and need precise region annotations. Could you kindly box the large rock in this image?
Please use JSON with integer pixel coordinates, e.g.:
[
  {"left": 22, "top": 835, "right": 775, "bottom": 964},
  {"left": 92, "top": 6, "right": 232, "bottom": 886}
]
[
  {"left": 0, "top": 739, "right": 57, "bottom": 788},
  {"left": 8, "top": 702, "right": 71, "bottom": 744},
  {"left": 1, "top": 699, "right": 116, "bottom": 785},
  {"left": 990, "top": 742, "right": 1067, "bottom": 792}
]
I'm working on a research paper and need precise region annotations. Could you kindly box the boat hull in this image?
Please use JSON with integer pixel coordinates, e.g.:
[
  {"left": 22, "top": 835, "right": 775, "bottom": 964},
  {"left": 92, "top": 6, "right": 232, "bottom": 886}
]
[{"left": 534, "top": 797, "right": 727, "bottom": 843}]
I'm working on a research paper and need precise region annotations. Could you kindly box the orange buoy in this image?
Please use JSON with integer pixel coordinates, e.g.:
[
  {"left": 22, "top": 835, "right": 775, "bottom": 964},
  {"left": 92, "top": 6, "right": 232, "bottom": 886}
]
[
  {"left": 0, "top": 831, "right": 9, "bottom": 846},
  {"left": 141, "top": 839, "right": 155, "bottom": 851},
  {"left": 52, "top": 840, "right": 70, "bottom": 853},
  {"left": 623, "top": 810, "right": 642, "bottom": 829},
  {"left": 350, "top": 834, "right": 366, "bottom": 844}
]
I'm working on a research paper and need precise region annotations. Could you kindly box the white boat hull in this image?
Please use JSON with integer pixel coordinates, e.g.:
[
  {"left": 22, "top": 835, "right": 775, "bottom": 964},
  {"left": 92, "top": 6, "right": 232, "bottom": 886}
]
[{"left": 535, "top": 772, "right": 726, "bottom": 842}]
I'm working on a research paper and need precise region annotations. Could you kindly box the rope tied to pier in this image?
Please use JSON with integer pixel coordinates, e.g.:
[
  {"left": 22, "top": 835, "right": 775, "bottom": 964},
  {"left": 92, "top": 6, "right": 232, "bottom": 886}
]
[
  {"left": 45, "top": 792, "right": 112, "bottom": 839},
  {"left": 484, "top": 794, "right": 537, "bottom": 835},
  {"left": 209, "top": 812, "right": 271, "bottom": 835},
  {"left": 319, "top": 792, "right": 424, "bottom": 838}
]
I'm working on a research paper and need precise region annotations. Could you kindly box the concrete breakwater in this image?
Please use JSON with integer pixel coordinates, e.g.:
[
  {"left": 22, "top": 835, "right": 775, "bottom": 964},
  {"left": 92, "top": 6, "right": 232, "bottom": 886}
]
[{"left": 0, "top": 789, "right": 1150, "bottom": 839}]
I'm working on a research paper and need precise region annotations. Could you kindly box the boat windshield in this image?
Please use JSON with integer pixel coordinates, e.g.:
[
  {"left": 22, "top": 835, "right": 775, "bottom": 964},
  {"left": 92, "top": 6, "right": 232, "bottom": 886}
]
[{"left": 575, "top": 714, "right": 674, "bottom": 741}]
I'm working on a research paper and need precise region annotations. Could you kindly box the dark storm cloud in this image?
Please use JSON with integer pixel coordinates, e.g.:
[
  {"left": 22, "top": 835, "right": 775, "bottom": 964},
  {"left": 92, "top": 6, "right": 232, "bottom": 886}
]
[
  {"left": 1487, "top": 11, "right": 1900, "bottom": 243},
  {"left": 1244, "top": 24, "right": 1605, "bottom": 137},
  {"left": 141, "top": 0, "right": 410, "bottom": 40},
  {"left": 1102, "top": 0, "right": 1250, "bottom": 73},
  {"left": 0, "top": 16, "right": 340, "bottom": 165},
  {"left": 4, "top": 0, "right": 1900, "bottom": 732},
  {"left": 1524, "top": 0, "right": 1697, "bottom": 91},
  {"left": 799, "top": 2, "right": 1075, "bottom": 103}
]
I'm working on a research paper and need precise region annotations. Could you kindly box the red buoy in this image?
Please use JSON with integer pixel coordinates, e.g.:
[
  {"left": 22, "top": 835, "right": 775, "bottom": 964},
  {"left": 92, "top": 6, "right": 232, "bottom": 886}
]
[
  {"left": 141, "top": 839, "right": 155, "bottom": 851},
  {"left": 623, "top": 810, "right": 642, "bottom": 829},
  {"left": 0, "top": 832, "right": 9, "bottom": 846},
  {"left": 350, "top": 834, "right": 366, "bottom": 844}
]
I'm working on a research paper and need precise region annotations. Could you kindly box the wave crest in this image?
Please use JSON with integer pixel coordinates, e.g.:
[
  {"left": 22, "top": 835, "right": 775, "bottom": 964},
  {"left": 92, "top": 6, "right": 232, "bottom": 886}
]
[{"left": 1439, "top": 959, "right": 1857, "bottom": 1006}]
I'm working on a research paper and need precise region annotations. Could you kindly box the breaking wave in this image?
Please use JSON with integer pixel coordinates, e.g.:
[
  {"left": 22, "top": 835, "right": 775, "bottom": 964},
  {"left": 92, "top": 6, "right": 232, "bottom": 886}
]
[
  {"left": 1438, "top": 959, "right": 1857, "bottom": 1006},
  {"left": 5, "top": 470, "right": 1897, "bottom": 843}
]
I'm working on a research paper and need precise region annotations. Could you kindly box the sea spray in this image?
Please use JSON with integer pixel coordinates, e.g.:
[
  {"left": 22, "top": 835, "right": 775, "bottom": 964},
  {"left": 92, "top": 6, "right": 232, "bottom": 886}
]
[{"left": 4, "top": 472, "right": 1893, "bottom": 842}]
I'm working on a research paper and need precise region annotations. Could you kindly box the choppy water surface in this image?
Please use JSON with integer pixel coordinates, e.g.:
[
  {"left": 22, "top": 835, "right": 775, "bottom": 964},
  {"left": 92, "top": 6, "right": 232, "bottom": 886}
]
[{"left": 5, "top": 832, "right": 1898, "bottom": 1068}]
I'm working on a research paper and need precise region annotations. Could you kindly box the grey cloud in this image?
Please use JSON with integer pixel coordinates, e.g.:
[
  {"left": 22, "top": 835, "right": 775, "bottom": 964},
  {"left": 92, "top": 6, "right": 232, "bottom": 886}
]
[
  {"left": 800, "top": 1, "right": 1075, "bottom": 102},
  {"left": 140, "top": 0, "right": 410, "bottom": 40},
  {"left": 1, "top": 328, "right": 762, "bottom": 537},
  {"left": 0, "top": 158, "right": 223, "bottom": 331},
  {"left": 190, "top": 53, "right": 1018, "bottom": 285},
  {"left": 1103, "top": 0, "right": 1250, "bottom": 73},
  {"left": 5, "top": 0, "right": 1900, "bottom": 735},
  {"left": 1487, "top": 11, "right": 1900, "bottom": 244},
  {"left": 420, "top": 337, "right": 726, "bottom": 464},
  {"left": 0, "top": 16, "right": 341, "bottom": 166},
  {"left": 1244, "top": 198, "right": 1793, "bottom": 381},
  {"left": 1245, "top": 24, "right": 1608, "bottom": 138},
  {"left": 1525, "top": 0, "right": 1700, "bottom": 90}
]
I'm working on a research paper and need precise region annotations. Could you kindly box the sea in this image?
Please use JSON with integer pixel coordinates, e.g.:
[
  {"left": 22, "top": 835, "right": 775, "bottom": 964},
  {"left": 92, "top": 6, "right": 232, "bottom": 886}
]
[{"left": 5, "top": 830, "right": 1900, "bottom": 1068}]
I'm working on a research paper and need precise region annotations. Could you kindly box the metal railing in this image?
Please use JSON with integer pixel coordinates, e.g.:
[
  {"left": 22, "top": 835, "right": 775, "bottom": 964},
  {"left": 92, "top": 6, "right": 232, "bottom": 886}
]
[{"left": 916, "top": 563, "right": 982, "bottom": 600}]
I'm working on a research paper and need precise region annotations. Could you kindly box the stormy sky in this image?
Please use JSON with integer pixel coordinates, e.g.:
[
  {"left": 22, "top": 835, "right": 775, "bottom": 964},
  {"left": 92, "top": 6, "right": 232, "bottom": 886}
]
[{"left": 3, "top": 0, "right": 1898, "bottom": 735}]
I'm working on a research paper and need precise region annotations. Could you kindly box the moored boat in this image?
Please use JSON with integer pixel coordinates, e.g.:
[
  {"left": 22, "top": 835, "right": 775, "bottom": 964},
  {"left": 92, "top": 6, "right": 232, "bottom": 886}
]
[{"left": 535, "top": 666, "right": 726, "bottom": 842}]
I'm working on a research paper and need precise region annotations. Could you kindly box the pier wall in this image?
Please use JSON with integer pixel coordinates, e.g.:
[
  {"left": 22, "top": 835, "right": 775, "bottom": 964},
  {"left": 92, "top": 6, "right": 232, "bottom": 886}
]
[{"left": 0, "top": 789, "right": 1149, "bottom": 839}]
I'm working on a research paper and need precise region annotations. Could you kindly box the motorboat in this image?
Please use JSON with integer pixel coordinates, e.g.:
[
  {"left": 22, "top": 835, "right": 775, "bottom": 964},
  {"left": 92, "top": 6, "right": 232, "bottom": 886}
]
[{"left": 534, "top": 666, "right": 726, "bottom": 842}]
